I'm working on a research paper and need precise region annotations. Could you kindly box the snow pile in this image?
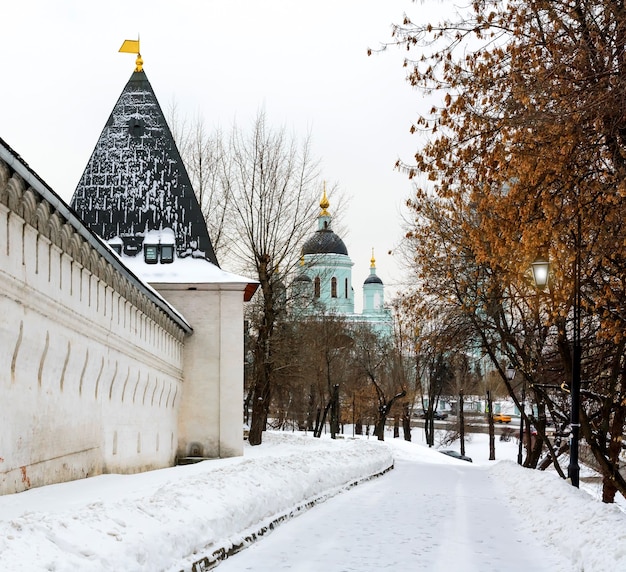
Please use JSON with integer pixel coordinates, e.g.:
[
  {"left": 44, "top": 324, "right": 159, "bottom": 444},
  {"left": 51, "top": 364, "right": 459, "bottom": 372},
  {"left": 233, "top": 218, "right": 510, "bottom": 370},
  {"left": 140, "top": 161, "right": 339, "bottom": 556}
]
[
  {"left": 0, "top": 434, "right": 392, "bottom": 572},
  {"left": 492, "top": 461, "right": 626, "bottom": 571},
  {"left": 1, "top": 431, "right": 626, "bottom": 571},
  {"left": 121, "top": 252, "right": 254, "bottom": 285}
]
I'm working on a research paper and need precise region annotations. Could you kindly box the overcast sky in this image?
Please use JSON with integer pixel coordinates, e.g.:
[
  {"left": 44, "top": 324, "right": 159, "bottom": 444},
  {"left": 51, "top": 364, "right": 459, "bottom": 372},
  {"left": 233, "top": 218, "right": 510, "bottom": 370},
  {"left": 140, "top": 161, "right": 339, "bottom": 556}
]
[{"left": 1, "top": 0, "right": 446, "bottom": 309}]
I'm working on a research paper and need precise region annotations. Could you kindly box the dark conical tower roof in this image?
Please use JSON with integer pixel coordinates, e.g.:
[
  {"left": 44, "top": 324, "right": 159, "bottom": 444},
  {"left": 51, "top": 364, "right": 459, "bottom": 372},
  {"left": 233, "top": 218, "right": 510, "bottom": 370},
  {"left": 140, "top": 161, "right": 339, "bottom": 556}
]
[{"left": 70, "top": 68, "right": 219, "bottom": 266}]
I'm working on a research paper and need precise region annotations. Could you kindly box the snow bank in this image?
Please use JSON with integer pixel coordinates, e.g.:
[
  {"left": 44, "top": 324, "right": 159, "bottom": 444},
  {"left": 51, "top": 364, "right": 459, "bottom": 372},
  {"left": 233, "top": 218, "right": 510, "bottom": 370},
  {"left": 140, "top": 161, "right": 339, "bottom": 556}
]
[
  {"left": 490, "top": 460, "right": 626, "bottom": 571},
  {"left": 2, "top": 430, "right": 625, "bottom": 572},
  {"left": 0, "top": 433, "right": 392, "bottom": 572}
]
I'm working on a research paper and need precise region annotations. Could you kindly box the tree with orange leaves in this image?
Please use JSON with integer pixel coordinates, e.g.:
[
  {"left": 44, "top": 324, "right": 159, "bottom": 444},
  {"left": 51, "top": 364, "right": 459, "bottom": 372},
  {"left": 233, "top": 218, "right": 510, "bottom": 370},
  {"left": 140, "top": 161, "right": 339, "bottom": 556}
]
[{"left": 386, "top": 1, "right": 626, "bottom": 501}]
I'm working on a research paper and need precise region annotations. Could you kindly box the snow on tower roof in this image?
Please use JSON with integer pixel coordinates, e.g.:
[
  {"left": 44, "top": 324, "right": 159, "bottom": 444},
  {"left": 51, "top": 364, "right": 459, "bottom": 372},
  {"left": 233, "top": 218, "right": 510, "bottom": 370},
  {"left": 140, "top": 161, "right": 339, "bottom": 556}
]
[{"left": 70, "top": 68, "right": 219, "bottom": 266}]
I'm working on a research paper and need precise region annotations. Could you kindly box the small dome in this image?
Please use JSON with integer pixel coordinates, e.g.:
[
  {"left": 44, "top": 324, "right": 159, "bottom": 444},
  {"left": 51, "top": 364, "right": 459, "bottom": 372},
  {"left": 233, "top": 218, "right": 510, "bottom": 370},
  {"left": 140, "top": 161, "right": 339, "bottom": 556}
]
[
  {"left": 364, "top": 274, "right": 383, "bottom": 285},
  {"left": 302, "top": 230, "right": 348, "bottom": 256},
  {"left": 293, "top": 273, "right": 312, "bottom": 283}
]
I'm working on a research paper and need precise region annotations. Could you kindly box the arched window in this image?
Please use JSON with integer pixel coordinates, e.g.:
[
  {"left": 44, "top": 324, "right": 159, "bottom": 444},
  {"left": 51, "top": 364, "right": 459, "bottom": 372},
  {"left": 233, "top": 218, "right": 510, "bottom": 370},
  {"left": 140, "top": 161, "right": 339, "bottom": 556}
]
[
  {"left": 344, "top": 278, "right": 348, "bottom": 298},
  {"left": 314, "top": 276, "right": 321, "bottom": 298},
  {"left": 331, "top": 277, "right": 337, "bottom": 298}
]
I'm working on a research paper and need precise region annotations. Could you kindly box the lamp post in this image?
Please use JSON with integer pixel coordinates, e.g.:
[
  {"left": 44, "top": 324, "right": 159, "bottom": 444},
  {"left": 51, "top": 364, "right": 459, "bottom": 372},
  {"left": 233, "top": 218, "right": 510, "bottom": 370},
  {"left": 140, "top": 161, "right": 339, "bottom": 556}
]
[
  {"left": 571, "top": 219, "right": 582, "bottom": 488},
  {"left": 531, "top": 254, "right": 580, "bottom": 487},
  {"left": 506, "top": 366, "right": 524, "bottom": 466}
]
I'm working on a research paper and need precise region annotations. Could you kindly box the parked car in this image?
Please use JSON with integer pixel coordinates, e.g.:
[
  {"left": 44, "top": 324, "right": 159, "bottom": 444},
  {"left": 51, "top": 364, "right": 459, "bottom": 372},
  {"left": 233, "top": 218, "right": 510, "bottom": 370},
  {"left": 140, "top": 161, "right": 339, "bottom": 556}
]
[
  {"left": 492, "top": 413, "right": 512, "bottom": 423},
  {"left": 420, "top": 410, "right": 449, "bottom": 420},
  {"left": 439, "top": 449, "right": 473, "bottom": 463}
]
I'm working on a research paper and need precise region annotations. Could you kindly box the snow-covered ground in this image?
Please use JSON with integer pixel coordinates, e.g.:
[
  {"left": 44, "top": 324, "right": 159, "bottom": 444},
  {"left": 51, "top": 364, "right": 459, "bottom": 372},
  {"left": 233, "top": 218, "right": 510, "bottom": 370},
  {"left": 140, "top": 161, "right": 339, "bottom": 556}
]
[{"left": 0, "top": 428, "right": 624, "bottom": 571}]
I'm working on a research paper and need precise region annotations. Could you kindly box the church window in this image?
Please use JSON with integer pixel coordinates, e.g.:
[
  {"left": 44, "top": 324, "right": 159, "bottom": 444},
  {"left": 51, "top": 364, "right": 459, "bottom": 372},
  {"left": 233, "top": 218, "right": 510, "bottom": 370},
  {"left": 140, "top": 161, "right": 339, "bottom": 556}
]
[
  {"left": 314, "top": 276, "right": 321, "bottom": 298},
  {"left": 331, "top": 277, "right": 337, "bottom": 298},
  {"left": 344, "top": 278, "right": 348, "bottom": 298}
]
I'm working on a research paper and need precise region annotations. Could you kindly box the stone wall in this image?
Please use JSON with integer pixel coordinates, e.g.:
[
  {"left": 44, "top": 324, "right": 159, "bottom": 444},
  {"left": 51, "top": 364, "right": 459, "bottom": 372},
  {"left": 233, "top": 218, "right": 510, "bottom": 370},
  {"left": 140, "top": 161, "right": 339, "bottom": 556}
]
[
  {"left": 0, "top": 155, "right": 189, "bottom": 495},
  {"left": 153, "top": 285, "right": 245, "bottom": 460}
]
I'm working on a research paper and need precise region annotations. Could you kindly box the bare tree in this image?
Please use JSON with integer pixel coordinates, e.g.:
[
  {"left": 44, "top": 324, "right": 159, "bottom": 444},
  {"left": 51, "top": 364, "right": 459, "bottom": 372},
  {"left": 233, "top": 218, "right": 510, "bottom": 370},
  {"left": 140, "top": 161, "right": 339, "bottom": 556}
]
[
  {"left": 171, "top": 108, "right": 355, "bottom": 446},
  {"left": 265, "top": 311, "right": 351, "bottom": 438},
  {"left": 167, "top": 102, "right": 231, "bottom": 260},
  {"left": 390, "top": 300, "right": 421, "bottom": 442},
  {"left": 222, "top": 112, "right": 322, "bottom": 445},
  {"left": 351, "top": 326, "right": 406, "bottom": 441}
]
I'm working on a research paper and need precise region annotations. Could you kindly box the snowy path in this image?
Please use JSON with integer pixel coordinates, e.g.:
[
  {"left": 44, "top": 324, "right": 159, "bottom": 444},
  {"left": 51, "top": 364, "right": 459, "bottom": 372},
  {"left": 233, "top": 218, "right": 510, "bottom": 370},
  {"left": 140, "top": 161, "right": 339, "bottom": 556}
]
[
  {"left": 218, "top": 458, "right": 566, "bottom": 572},
  {"left": 3, "top": 432, "right": 624, "bottom": 571}
]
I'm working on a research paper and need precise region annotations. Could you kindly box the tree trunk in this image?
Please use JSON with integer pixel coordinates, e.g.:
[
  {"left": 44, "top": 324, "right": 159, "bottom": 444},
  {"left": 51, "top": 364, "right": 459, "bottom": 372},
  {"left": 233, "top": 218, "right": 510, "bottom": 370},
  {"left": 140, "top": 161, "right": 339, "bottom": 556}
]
[
  {"left": 393, "top": 416, "right": 400, "bottom": 438},
  {"left": 487, "top": 390, "right": 495, "bottom": 461},
  {"left": 330, "top": 384, "right": 340, "bottom": 439},
  {"left": 374, "top": 391, "right": 407, "bottom": 442},
  {"left": 315, "top": 400, "right": 333, "bottom": 438},
  {"left": 247, "top": 256, "right": 276, "bottom": 446},
  {"left": 243, "top": 385, "right": 253, "bottom": 426},
  {"left": 528, "top": 431, "right": 544, "bottom": 468},
  {"left": 402, "top": 402, "right": 412, "bottom": 442},
  {"left": 313, "top": 407, "right": 322, "bottom": 437},
  {"left": 374, "top": 416, "right": 386, "bottom": 441},
  {"left": 601, "top": 402, "right": 626, "bottom": 502},
  {"left": 538, "top": 442, "right": 569, "bottom": 471},
  {"left": 248, "top": 364, "right": 271, "bottom": 446},
  {"left": 527, "top": 409, "right": 547, "bottom": 469},
  {"left": 579, "top": 406, "right": 626, "bottom": 501},
  {"left": 306, "top": 385, "right": 316, "bottom": 432},
  {"left": 424, "top": 404, "right": 434, "bottom": 447},
  {"left": 424, "top": 407, "right": 435, "bottom": 447}
]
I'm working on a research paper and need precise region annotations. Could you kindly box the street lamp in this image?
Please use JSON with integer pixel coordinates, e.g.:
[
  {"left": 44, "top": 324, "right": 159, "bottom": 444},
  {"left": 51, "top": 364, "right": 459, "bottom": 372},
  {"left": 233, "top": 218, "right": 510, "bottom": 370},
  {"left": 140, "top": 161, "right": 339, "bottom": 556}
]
[
  {"left": 531, "top": 254, "right": 580, "bottom": 487},
  {"left": 531, "top": 256, "right": 550, "bottom": 291},
  {"left": 506, "top": 365, "right": 525, "bottom": 466}
]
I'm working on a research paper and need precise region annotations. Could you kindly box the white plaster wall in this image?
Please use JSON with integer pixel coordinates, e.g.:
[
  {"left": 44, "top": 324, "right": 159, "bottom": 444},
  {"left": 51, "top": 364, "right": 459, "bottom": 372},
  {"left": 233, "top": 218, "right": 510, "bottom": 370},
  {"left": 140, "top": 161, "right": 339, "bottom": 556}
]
[
  {"left": 0, "top": 203, "right": 185, "bottom": 495},
  {"left": 153, "top": 285, "right": 245, "bottom": 459},
  {"left": 218, "top": 290, "right": 246, "bottom": 457}
]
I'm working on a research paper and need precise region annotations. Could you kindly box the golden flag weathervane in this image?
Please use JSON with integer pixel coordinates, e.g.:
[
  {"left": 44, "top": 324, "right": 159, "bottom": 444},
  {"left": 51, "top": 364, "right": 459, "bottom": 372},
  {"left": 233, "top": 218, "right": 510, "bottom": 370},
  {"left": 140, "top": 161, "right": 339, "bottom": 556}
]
[{"left": 119, "top": 38, "right": 142, "bottom": 72}]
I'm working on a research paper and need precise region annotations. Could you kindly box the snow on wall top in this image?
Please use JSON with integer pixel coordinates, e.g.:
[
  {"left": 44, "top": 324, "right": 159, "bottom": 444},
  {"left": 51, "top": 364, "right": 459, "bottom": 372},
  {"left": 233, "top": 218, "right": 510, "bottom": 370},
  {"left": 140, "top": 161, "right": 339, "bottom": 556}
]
[{"left": 120, "top": 252, "right": 255, "bottom": 286}]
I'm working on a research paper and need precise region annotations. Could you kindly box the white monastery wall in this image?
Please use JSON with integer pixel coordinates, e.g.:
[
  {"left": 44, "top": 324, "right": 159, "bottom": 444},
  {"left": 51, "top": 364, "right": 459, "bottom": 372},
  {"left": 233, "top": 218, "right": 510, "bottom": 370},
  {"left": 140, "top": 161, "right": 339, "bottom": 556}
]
[
  {"left": 152, "top": 285, "right": 244, "bottom": 459},
  {"left": 0, "top": 159, "right": 188, "bottom": 495}
]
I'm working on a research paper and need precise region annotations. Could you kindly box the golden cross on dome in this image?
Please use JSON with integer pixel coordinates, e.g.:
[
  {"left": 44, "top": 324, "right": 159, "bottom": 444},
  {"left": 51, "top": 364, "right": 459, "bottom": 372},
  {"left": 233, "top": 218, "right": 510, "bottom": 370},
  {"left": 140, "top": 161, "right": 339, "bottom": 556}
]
[{"left": 320, "top": 181, "right": 330, "bottom": 216}]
